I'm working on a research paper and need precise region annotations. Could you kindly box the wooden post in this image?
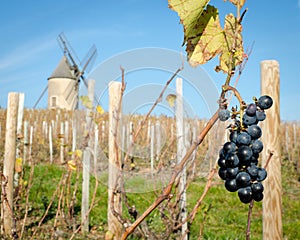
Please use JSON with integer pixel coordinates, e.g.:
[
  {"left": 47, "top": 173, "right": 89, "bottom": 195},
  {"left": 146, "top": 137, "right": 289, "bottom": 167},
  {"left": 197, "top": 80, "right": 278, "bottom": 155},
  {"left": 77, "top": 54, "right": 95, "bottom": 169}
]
[
  {"left": 49, "top": 125, "right": 53, "bottom": 164},
  {"left": 72, "top": 120, "right": 76, "bottom": 153},
  {"left": 94, "top": 123, "right": 99, "bottom": 175},
  {"left": 155, "top": 121, "right": 161, "bottom": 161},
  {"left": 107, "top": 81, "right": 122, "bottom": 239},
  {"left": 260, "top": 60, "right": 282, "bottom": 239},
  {"left": 29, "top": 126, "right": 33, "bottom": 161},
  {"left": 150, "top": 125, "right": 155, "bottom": 173},
  {"left": 176, "top": 78, "right": 188, "bottom": 239},
  {"left": 81, "top": 79, "right": 95, "bottom": 232},
  {"left": 1, "top": 92, "right": 19, "bottom": 236},
  {"left": 60, "top": 122, "right": 64, "bottom": 164},
  {"left": 23, "top": 121, "right": 29, "bottom": 164},
  {"left": 15, "top": 93, "right": 24, "bottom": 185}
]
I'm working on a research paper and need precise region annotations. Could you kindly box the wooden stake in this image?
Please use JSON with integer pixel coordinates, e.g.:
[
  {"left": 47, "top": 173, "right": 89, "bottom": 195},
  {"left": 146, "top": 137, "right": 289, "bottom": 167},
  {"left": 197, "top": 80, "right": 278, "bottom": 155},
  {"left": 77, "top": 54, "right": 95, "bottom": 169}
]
[
  {"left": 107, "top": 81, "right": 122, "bottom": 239},
  {"left": 176, "top": 78, "right": 188, "bottom": 239},
  {"left": 260, "top": 60, "right": 282, "bottom": 239},
  {"left": 82, "top": 79, "right": 95, "bottom": 232},
  {"left": 49, "top": 125, "right": 53, "bottom": 164},
  {"left": 1, "top": 92, "right": 19, "bottom": 236}
]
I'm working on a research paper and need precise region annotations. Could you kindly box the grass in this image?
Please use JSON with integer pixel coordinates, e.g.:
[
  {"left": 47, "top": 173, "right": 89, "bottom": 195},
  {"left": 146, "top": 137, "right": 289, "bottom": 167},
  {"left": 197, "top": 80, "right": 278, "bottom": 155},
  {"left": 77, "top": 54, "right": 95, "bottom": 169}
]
[{"left": 6, "top": 158, "right": 300, "bottom": 239}]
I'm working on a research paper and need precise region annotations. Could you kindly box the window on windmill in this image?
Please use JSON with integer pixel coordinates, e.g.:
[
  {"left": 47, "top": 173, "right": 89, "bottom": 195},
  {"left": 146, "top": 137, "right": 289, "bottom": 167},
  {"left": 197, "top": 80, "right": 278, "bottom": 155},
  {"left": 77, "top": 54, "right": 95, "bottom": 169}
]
[{"left": 52, "top": 96, "right": 57, "bottom": 107}]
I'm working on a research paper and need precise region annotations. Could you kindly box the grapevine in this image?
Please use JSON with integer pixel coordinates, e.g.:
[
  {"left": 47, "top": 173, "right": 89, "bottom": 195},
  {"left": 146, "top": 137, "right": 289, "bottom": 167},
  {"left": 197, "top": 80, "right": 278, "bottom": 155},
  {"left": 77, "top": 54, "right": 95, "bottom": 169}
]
[{"left": 218, "top": 89, "right": 273, "bottom": 203}]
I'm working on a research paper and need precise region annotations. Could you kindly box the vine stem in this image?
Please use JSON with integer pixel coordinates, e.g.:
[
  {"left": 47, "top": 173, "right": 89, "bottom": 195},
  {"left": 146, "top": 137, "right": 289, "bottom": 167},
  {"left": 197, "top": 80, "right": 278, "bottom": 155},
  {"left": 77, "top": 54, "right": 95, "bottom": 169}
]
[
  {"left": 121, "top": 110, "right": 219, "bottom": 239},
  {"left": 246, "top": 199, "right": 254, "bottom": 240},
  {"left": 245, "top": 152, "right": 274, "bottom": 239},
  {"left": 112, "top": 66, "right": 183, "bottom": 225},
  {"left": 222, "top": 84, "right": 244, "bottom": 104}
]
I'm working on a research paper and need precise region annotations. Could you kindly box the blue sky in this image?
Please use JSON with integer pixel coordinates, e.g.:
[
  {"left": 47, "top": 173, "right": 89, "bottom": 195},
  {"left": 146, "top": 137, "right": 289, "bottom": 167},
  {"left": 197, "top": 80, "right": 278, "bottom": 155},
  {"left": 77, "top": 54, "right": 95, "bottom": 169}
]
[{"left": 0, "top": 0, "right": 299, "bottom": 121}]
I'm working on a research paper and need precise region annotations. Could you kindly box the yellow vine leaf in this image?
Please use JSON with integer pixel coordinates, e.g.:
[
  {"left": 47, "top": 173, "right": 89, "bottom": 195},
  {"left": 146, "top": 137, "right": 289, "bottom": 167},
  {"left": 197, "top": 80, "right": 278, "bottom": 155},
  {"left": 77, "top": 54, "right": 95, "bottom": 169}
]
[
  {"left": 225, "top": 0, "right": 246, "bottom": 8},
  {"left": 75, "top": 149, "right": 82, "bottom": 158},
  {"left": 67, "top": 160, "right": 77, "bottom": 171},
  {"left": 169, "top": 0, "right": 244, "bottom": 73},
  {"left": 169, "top": 0, "right": 210, "bottom": 50},
  {"left": 166, "top": 94, "right": 176, "bottom": 108},
  {"left": 15, "top": 158, "right": 23, "bottom": 172},
  {"left": 218, "top": 13, "right": 244, "bottom": 73},
  {"left": 96, "top": 105, "right": 105, "bottom": 115},
  {"left": 80, "top": 96, "right": 93, "bottom": 109},
  {"left": 188, "top": 5, "right": 224, "bottom": 67}
]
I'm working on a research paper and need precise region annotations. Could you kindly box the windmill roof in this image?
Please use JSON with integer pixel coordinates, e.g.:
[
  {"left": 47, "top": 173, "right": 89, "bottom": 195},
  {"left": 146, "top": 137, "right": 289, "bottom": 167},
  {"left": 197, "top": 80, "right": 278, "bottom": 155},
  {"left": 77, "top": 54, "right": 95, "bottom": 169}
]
[{"left": 48, "top": 56, "right": 76, "bottom": 80}]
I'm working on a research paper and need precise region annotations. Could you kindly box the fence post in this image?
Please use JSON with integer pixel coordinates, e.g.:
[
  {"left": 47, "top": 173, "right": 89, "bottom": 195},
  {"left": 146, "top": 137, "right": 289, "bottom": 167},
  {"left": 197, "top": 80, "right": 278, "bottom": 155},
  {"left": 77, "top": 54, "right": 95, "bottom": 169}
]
[
  {"left": 15, "top": 93, "right": 24, "bottom": 184},
  {"left": 1, "top": 92, "right": 19, "bottom": 236},
  {"left": 107, "top": 81, "right": 122, "bottom": 239},
  {"left": 176, "top": 78, "right": 188, "bottom": 239},
  {"left": 81, "top": 79, "right": 95, "bottom": 232},
  {"left": 260, "top": 60, "right": 282, "bottom": 239}
]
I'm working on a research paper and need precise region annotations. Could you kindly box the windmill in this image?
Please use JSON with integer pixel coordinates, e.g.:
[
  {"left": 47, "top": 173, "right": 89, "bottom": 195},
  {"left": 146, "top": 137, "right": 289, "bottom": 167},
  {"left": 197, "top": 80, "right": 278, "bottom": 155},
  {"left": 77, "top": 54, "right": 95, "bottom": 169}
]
[{"left": 34, "top": 32, "right": 97, "bottom": 110}]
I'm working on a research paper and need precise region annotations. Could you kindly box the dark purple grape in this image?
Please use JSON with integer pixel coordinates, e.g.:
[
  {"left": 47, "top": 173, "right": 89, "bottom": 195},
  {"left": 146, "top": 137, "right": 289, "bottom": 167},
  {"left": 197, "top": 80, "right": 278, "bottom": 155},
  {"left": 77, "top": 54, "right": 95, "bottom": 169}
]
[
  {"left": 251, "top": 140, "right": 263, "bottom": 154},
  {"left": 252, "top": 192, "right": 264, "bottom": 202},
  {"left": 251, "top": 182, "right": 264, "bottom": 194},
  {"left": 247, "top": 125, "right": 262, "bottom": 139},
  {"left": 236, "top": 172, "right": 251, "bottom": 188},
  {"left": 246, "top": 103, "right": 257, "bottom": 116},
  {"left": 237, "top": 145, "right": 253, "bottom": 162},
  {"left": 258, "top": 95, "right": 273, "bottom": 110},
  {"left": 243, "top": 113, "right": 257, "bottom": 126},
  {"left": 229, "top": 131, "right": 238, "bottom": 144},
  {"left": 252, "top": 151, "right": 259, "bottom": 159},
  {"left": 218, "top": 109, "right": 231, "bottom": 121},
  {"left": 218, "top": 167, "right": 227, "bottom": 180},
  {"left": 257, "top": 168, "right": 267, "bottom": 181},
  {"left": 226, "top": 167, "right": 239, "bottom": 179},
  {"left": 223, "top": 142, "right": 236, "bottom": 155},
  {"left": 250, "top": 152, "right": 259, "bottom": 165},
  {"left": 256, "top": 110, "right": 266, "bottom": 121},
  {"left": 218, "top": 157, "right": 227, "bottom": 168},
  {"left": 237, "top": 132, "right": 251, "bottom": 146},
  {"left": 238, "top": 187, "right": 252, "bottom": 203},
  {"left": 225, "top": 178, "right": 238, "bottom": 192},
  {"left": 247, "top": 165, "right": 258, "bottom": 179},
  {"left": 250, "top": 158, "right": 258, "bottom": 166},
  {"left": 225, "top": 152, "right": 239, "bottom": 167},
  {"left": 219, "top": 148, "right": 225, "bottom": 158}
]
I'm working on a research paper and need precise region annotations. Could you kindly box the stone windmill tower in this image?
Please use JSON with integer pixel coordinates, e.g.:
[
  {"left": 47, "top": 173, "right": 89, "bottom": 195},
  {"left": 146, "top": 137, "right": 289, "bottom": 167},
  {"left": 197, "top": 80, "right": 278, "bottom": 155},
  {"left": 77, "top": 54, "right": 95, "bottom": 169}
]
[{"left": 47, "top": 33, "right": 97, "bottom": 110}]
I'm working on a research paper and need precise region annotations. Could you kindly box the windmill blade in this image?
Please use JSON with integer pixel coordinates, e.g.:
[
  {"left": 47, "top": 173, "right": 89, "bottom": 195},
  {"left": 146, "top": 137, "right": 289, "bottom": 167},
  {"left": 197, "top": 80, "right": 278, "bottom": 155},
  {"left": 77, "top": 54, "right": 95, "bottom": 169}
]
[
  {"left": 57, "top": 32, "right": 81, "bottom": 69},
  {"left": 33, "top": 85, "right": 48, "bottom": 108},
  {"left": 80, "top": 44, "right": 97, "bottom": 74}
]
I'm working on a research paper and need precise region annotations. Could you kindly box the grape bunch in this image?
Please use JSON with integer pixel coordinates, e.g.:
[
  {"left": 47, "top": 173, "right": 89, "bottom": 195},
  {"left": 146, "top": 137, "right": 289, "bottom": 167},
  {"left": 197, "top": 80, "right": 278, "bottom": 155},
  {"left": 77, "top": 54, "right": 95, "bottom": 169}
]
[{"left": 217, "top": 95, "right": 273, "bottom": 203}]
